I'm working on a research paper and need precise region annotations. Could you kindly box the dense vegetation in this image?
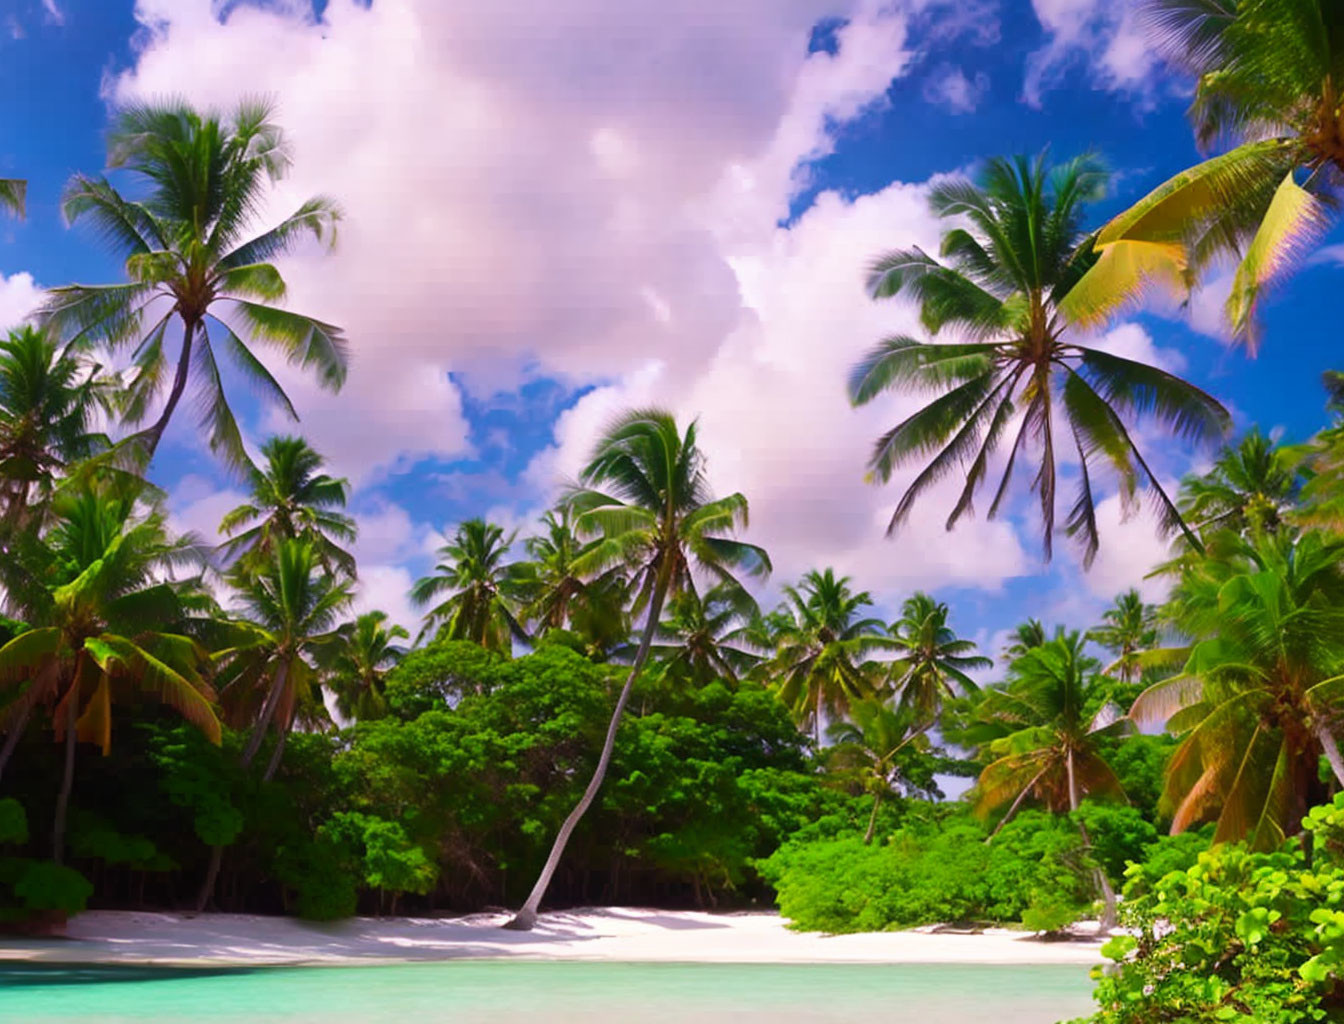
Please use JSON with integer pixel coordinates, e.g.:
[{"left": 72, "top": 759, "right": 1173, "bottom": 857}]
[{"left": 4, "top": 1, "right": 1344, "bottom": 1019}]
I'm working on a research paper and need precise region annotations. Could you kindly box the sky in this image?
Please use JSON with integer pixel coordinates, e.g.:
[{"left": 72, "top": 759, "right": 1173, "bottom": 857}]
[{"left": 1, "top": 0, "right": 1341, "bottom": 663}]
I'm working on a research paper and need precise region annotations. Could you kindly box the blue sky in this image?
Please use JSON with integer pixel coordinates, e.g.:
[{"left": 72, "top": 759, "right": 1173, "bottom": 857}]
[{"left": 1, "top": 0, "right": 1338, "bottom": 659}]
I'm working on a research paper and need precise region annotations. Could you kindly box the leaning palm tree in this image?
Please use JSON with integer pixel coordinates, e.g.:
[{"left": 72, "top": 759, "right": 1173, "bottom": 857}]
[
  {"left": 0, "top": 326, "right": 112, "bottom": 530},
  {"left": 1178, "top": 430, "right": 1299, "bottom": 538},
  {"left": 504, "top": 409, "right": 770, "bottom": 930},
  {"left": 0, "top": 177, "right": 23, "bottom": 218},
  {"left": 1065, "top": 0, "right": 1344, "bottom": 341},
  {"left": 849, "top": 152, "right": 1230, "bottom": 564},
  {"left": 322, "top": 610, "right": 408, "bottom": 722},
  {"left": 219, "top": 435, "right": 356, "bottom": 576},
  {"left": 1130, "top": 527, "right": 1344, "bottom": 849},
  {"left": 887, "top": 592, "right": 990, "bottom": 724},
  {"left": 827, "top": 699, "right": 932, "bottom": 843},
  {"left": 40, "top": 99, "right": 345, "bottom": 470},
  {"left": 765, "top": 569, "right": 892, "bottom": 745},
  {"left": 972, "top": 633, "right": 1130, "bottom": 930},
  {"left": 411, "top": 518, "right": 529, "bottom": 653},
  {"left": 0, "top": 485, "right": 219, "bottom": 862},
  {"left": 1087, "top": 589, "right": 1159, "bottom": 685},
  {"left": 645, "top": 582, "right": 761, "bottom": 686}
]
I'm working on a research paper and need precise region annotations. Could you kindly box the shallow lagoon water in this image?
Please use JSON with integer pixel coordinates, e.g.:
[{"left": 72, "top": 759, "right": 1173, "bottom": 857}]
[{"left": 0, "top": 960, "right": 1094, "bottom": 1023}]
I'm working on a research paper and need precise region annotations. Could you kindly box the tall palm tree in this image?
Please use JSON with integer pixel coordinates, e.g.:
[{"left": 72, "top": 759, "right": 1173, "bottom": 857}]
[
  {"left": 411, "top": 518, "right": 529, "bottom": 653},
  {"left": 1003, "top": 618, "right": 1048, "bottom": 660},
  {"left": 1065, "top": 0, "right": 1344, "bottom": 340},
  {"left": 0, "top": 326, "right": 111, "bottom": 529},
  {"left": 1178, "top": 430, "right": 1299, "bottom": 538},
  {"left": 849, "top": 152, "right": 1230, "bottom": 564},
  {"left": 322, "top": 610, "right": 408, "bottom": 722},
  {"left": 645, "top": 582, "right": 761, "bottom": 686},
  {"left": 0, "top": 177, "right": 23, "bottom": 218},
  {"left": 766, "top": 569, "right": 892, "bottom": 745},
  {"left": 0, "top": 486, "right": 219, "bottom": 862},
  {"left": 1130, "top": 528, "right": 1344, "bottom": 849},
  {"left": 40, "top": 100, "right": 345, "bottom": 470},
  {"left": 504, "top": 409, "right": 770, "bottom": 930},
  {"left": 1087, "top": 589, "right": 1159, "bottom": 685},
  {"left": 218, "top": 435, "right": 356, "bottom": 576},
  {"left": 972, "top": 633, "right": 1130, "bottom": 930},
  {"left": 827, "top": 699, "right": 932, "bottom": 843},
  {"left": 887, "top": 592, "right": 990, "bottom": 724}
]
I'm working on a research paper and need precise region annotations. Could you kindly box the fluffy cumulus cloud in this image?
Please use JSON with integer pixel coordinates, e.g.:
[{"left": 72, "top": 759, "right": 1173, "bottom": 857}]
[
  {"left": 922, "top": 64, "right": 989, "bottom": 114},
  {"left": 108, "top": 0, "right": 1186, "bottom": 622},
  {"left": 1025, "top": 0, "right": 1158, "bottom": 106},
  {"left": 0, "top": 271, "right": 43, "bottom": 330}
]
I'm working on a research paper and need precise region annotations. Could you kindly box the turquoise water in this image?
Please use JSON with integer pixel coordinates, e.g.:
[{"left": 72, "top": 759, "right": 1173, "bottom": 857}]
[{"left": 0, "top": 961, "right": 1095, "bottom": 1023}]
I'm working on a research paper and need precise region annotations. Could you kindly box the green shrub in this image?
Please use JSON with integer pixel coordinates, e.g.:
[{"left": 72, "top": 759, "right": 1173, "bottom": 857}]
[
  {"left": 12, "top": 862, "right": 94, "bottom": 915},
  {"left": 0, "top": 799, "right": 27, "bottom": 845}
]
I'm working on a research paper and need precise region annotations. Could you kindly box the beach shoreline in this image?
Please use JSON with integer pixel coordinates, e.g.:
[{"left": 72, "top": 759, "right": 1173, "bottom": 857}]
[{"left": 0, "top": 908, "right": 1107, "bottom": 968}]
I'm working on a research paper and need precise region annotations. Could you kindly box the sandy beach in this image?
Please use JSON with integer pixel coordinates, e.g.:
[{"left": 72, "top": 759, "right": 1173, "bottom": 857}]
[{"left": 0, "top": 908, "right": 1106, "bottom": 967}]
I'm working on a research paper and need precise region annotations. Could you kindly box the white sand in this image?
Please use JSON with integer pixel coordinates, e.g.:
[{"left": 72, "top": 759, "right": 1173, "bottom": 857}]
[{"left": 0, "top": 908, "right": 1106, "bottom": 966}]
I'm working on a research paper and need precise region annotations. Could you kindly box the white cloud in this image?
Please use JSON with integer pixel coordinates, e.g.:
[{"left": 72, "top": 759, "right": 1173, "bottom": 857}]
[
  {"left": 0, "top": 271, "right": 43, "bottom": 330},
  {"left": 1025, "top": 0, "right": 1157, "bottom": 106},
  {"left": 166, "top": 474, "right": 248, "bottom": 546},
  {"left": 41, "top": 0, "right": 64, "bottom": 26},
  {"left": 922, "top": 64, "right": 989, "bottom": 114},
  {"left": 352, "top": 563, "right": 421, "bottom": 634},
  {"left": 1073, "top": 493, "right": 1175, "bottom": 603}
]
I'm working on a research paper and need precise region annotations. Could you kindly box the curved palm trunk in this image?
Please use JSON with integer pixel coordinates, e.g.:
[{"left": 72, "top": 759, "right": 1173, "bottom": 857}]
[
  {"left": 139, "top": 318, "right": 197, "bottom": 466},
  {"left": 504, "top": 580, "right": 669, "bottom": 931},
  {"left": 0, "top": 703, "right": 33, "bottom": 783},
  {"left": 198, "top": 661, "right": 290, "bottom": 912},
  {"left": 1316, "top": 723, "right": 1344, "bottom": 789},
  {"left": 986, "top": 766, "right": 1049, "bottom": 843},
  {"left": 262, "top": 728, "right": 288, "bottom": 782},
  {"left": 52, "top": 688, "right": 80, "bottom": 864},
  {"left": 1067, "top": 750, "right": 1116, "bottom": 934},
  {"left": 863, "top": 791, "right": 883, "bottom": 845}
]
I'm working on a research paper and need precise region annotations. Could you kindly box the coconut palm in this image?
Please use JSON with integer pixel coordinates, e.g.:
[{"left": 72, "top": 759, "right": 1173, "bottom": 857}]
[
  {"left": 827, "top": 699, "right": 932, "bottom": 843},
  {"left": 0, "top": 326, "right": 112, "bottom": 530},
  {"left": 0, "top": 486, "right": 219, "bottom": 862},
  {"left": 1065, "top": 0, "right": 1344, "bottom": 341},
  {"left": 1178, "top": 430, "right": 1299, "bottom": 538},
  {"left": 505, "top": 409, "right": 770, "bottom": 930},
  {"left": 411, "top": 518, "right": 529, "bottom": 653},
  {"left": 0, "top": 177, "right": 23, "bottom": 218},
  {"left": 887, "top": 592, "right": 990, "bottom": 724},
  {"left": 1130, "top": 528, "right": 1344, "bottom": 849},
  {"left": 645, "top": 583, "right": 761, "bottom": 686},
  {"left": 972, "top": 633, "right": 1129, "bottom": 930},
  {"left": 322, "top": 611, "right": 408, "bottom": 722},
  {"left": 218, "top": 435, "right": 356, "bottom": 576},
  {"left": 1003, "top": 618, "right": 1049, "bottom": 660},
  {"left": 1296, "top": 372, "right": 1344, "bottom": 531},
  {"left": 40, "top": 100, "right": 344, "bottom": 470},
  {"left": 766, "top": 569, "right": 892, "bottom": 745},
  {"left": 1087, "top": 589, "right": 1160, "bottom": 685},
  {"left": 849, "top": 152, "right": 1230, "bottom": 564}
]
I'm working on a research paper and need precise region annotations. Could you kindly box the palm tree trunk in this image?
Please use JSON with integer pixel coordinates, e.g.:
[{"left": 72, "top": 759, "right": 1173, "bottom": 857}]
[
  {"left": 986, "top": 766, "right": 1049, "bottom": 843},
  {"left": 0, "top": 703, "right": 33, "bottom": 783},
  {"left": 262, "top": 729, "right": 288, "bottom": 782},
  {"left": 1068, "top": 750, "right": 1116, "bottom": 934},
  {"left": 863, "top": 792, "right": 883, "bottom": 845},
  {"left": 1316, "top": 723, "right": 1344, "bottom": 788},
  {"left": 241, "top": 660, "right": 289, "bottom": 767},
  {"left": 504, "top": 578, "right": 670, "bottom": 931},
  {"left": 140, "top": 317, "right": 197, "bottom": 465},
  {"left": 52, "top": 689, "right": 80, "bottom": 864}
]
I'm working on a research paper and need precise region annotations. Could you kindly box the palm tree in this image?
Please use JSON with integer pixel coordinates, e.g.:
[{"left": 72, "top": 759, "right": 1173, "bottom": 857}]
[
  {"left": 645, "top": 583, "right": 761, "bottom": 686},
  {"left": 0, "top": 486, "right": 220, "bottom": 862},
  {"left": 322, "top": 611, "right": 408, "bottom": 722},
  {"left": 765, "top": 569, "right": 892, "bottom": 745},
  {"left": 1130, "top": 528, "right": 1344, "bottom": 849},
  {"left": 1065, "top": 0, "right": 1344, "bottom": 340},
  {"left": 0, "top": 177, "right": 23, "bottom": 218},
  {"left": 849, "top": 152, "right": 1230, "bottom": 564},
  {"left": 1178, "top": 430, "right": 1299, "bottom": 537},
  {"left": 0, "top": 326, "right": 111, "bottom": 530},
  {"left": 1296, "top": 373, "right": 1344, "bottom": 531},
  {"left": 887, "top": 592, "right": 990, "bottom": 724},
  {"left": 517, "top": 506, "right": 629, "bottom": 656},
  {"left": 219, "top": 435, "right": 356, "bottom": 576},
  {"left": 504, "top": 409, "right": 770, "bottom": 930},
  {"left": 972, "top": 633, "right": 1129, "bottom": 930},
  {"left": 827, "top": 699, "right": 931, "bottom": 843},
  {"left": 1003, "top": 618, "right": 1048, "bottom": 660},
  {"left": 40, "top": 100, "right": 345, "bottom": 470},
  {"left": 411, "top": 518, "right": 529, "bottom": 653},
  {"left": 1087, "top": 589, "right": 1159, "bottom": 685}
]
